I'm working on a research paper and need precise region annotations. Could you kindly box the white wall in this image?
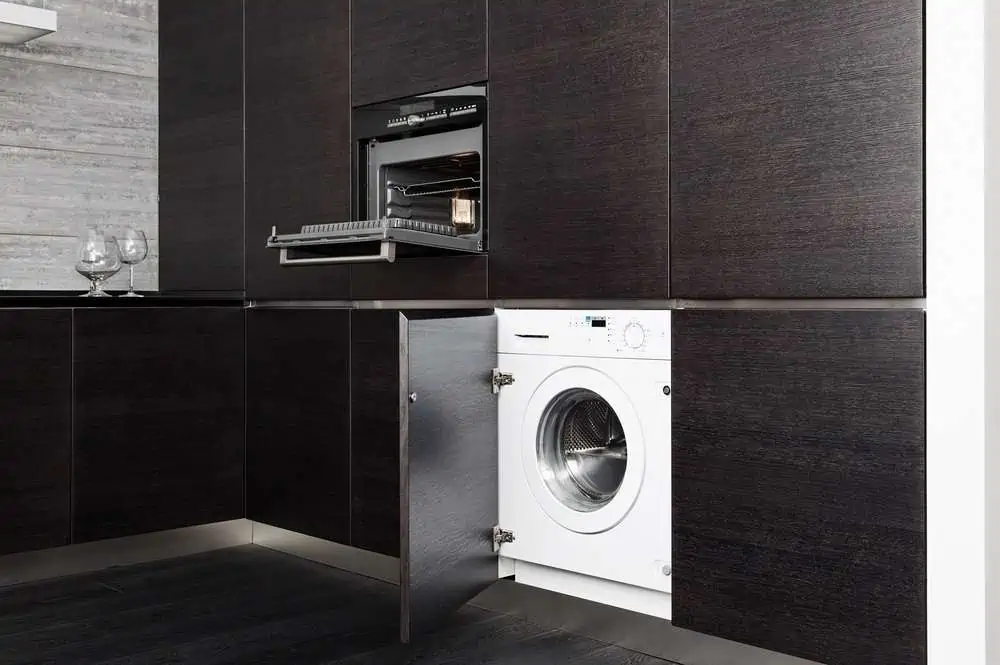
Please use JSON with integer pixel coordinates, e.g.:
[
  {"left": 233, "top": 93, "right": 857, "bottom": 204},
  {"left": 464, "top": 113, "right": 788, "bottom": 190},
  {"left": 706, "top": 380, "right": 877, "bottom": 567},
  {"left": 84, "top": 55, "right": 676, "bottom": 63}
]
[
  {"left": 986, "top": 0, "right": 1000, "bottom": 657},
  {"left": 0, "top": 0, "right": 157, "bottom": 291},
  {"left": 926, "top": 0, "right": 989, "bottom": 663}
]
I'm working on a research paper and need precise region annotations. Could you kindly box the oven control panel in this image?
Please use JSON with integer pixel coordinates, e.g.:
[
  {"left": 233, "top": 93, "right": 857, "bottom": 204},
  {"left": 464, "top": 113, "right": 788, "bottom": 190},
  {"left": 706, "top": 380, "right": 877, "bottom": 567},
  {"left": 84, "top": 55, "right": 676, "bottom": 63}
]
[
  {"left": 386, "top": 102, "right": 484, "bottom": 130},
  {"left": 498, "top": 310, "right": 671, "bottom": 360}
]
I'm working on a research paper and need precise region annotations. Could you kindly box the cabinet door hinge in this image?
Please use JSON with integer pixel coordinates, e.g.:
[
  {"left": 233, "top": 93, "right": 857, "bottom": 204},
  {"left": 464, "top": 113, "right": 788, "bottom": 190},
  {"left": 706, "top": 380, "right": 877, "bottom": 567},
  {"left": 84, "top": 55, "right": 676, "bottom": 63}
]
[
  {"left": 492, "top": 526, "right": 515, "bottom": 552},
  {"left": 491, "top": 369, "right": 515, "bottom": 394}
]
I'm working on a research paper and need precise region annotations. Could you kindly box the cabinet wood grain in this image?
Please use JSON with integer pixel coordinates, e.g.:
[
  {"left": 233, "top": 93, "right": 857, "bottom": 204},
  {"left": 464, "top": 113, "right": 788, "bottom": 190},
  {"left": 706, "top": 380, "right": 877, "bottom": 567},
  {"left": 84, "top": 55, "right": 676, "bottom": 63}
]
[
  {"left": 350, "top": 256, "right": 488, "bottom": 302},
  {"left": 350, "top": 311, "right": 401, "bottom": 557},
  {"left": 351, "top": 0, "right": 487, "bottom": 106},
  {"left": 401, "top": 313, "right": 498, "bottom": 642},
  {"left": 245, "top": 0, "right": 351, "bottom": 300},
  {"left": 0, "top": 310, "right": 71, "bottom": 555},
  {"left": 246, "top": 309, "right": 351, "bottom": 544},
  {"left": 73, "top": 308, "right": 245, "bottom": 543},
  {"left": 159, "top": 0, "right": 244, "bottom": 294},
  {"left": 672, "top": 310, "right": 926, "bottom": 665},
  {"left": 488, "top": 1, "right": 670, "bottom": 299},
  {"left": 670, "top": 0, "right": 923, "bottom": 298}
]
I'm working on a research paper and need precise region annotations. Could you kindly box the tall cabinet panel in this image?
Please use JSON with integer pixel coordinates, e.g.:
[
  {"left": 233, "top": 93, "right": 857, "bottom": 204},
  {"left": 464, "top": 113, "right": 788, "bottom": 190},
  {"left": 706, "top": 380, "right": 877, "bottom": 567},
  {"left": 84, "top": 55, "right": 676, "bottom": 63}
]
[
  {"left": 351, "top": 0, "right": 487, "bottom": 106},
  {"left": 488, "top": 1, "right": 670, "bottom": 299},
  {"left": 73, "top": 309, "right": 245, "bottom": 542},
  {"left": 246, "top": 308, "right": 351, "bottom": 544},
  {"left": 672, "top": 310, "right": 926, "bottom": 665},
  {"left": 159, "top": 0, "right": 245, "bottom": 294},
  {"left": 670, "top": 0, "right": 923, "bottom": 298},
  {"left": 245, "top": 1, "right": 352, "bottom": 300},
  {"left": 0, "top": 311, "right": 71, "bottom": 555}
]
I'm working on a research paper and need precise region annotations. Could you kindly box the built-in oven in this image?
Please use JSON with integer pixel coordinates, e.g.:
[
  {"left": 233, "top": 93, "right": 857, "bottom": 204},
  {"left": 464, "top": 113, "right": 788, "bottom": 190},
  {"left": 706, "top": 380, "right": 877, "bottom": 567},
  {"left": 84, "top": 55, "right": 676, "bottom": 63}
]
[{"left": 267, "top": 85, "right": 486, "bottom": 266}]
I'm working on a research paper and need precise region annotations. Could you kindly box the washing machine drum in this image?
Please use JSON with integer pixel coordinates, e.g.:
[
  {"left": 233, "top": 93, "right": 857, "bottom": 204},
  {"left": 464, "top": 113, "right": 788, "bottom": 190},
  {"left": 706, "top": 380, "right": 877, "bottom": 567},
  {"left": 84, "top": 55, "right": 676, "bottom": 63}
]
[
  {"left": 537, "top": 390, "right": 627, "bottom": 512},
  {"left": 523, "top": 367, "right": 646, "bottom": 534}
]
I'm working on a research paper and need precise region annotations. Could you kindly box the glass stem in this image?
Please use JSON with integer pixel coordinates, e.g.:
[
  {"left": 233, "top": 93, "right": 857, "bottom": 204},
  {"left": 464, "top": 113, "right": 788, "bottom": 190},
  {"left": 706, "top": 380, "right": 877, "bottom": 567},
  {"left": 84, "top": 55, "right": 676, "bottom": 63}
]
[{"left": 128, "top": 265, "right": 135, "bottom": 294}]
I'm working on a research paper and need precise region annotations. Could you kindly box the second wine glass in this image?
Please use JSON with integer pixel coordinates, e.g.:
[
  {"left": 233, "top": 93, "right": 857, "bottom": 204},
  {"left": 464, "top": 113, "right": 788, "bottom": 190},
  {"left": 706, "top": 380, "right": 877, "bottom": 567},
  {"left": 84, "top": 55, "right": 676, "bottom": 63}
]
[{"left": 118, "top": 226, "right": 149, "bottom": 298}]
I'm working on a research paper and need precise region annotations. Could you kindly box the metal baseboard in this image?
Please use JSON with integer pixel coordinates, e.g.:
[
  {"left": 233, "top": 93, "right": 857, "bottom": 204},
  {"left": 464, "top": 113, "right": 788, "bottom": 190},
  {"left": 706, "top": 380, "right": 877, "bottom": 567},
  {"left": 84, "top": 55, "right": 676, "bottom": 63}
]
[
  {"left": 250, "top": 522, "right": 399, "bottom": 585},
  {"left": 471, "top": 580, "right": 822, "bottom": 665},
  {"left": 0, "top": 520, "right": 253, "bottom": 588}
]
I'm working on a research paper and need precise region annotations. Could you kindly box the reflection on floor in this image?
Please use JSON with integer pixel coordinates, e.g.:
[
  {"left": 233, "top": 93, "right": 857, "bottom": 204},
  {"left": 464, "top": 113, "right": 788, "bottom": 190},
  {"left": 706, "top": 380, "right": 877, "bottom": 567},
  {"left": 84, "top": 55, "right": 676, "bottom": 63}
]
[{"left": 0, "top": 545, "right": 674, "bottom": 664}]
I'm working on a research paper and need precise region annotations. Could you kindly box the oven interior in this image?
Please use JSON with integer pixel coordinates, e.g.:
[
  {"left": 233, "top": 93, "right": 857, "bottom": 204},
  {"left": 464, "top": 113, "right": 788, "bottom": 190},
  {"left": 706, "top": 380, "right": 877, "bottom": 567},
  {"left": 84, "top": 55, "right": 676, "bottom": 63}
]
[{"left": 377, "top": 151, "right": 482, "bottom": 235}]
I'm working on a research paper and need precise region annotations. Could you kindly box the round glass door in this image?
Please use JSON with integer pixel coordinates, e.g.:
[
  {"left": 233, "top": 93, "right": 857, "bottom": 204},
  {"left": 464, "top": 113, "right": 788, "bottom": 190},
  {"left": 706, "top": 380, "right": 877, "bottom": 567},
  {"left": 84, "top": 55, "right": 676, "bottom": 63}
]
[{"left": 537, "top": 389, "right": 628, "bottom": 513}]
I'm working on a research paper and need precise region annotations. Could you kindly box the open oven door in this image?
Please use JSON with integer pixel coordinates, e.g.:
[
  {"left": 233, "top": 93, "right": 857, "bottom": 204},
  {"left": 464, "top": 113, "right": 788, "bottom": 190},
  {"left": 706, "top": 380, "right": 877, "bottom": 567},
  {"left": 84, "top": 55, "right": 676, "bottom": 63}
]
[{"left": 398, "top": 311, "right": 498, "bottom": 643}]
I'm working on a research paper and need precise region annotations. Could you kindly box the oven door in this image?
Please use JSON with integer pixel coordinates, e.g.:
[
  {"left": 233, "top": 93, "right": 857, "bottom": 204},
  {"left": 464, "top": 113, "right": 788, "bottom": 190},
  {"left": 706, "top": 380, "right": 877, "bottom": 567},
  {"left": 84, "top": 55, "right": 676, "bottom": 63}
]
[{"left": 267, "top": 126, "right": 484, "bottom": 266}]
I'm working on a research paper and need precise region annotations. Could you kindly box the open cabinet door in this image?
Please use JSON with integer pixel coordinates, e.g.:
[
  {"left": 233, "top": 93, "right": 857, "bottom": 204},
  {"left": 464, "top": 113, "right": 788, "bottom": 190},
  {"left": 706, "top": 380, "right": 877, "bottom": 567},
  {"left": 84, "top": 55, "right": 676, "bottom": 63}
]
[{"left": 399, "top": 312, "right": 499, "bottom": 643}]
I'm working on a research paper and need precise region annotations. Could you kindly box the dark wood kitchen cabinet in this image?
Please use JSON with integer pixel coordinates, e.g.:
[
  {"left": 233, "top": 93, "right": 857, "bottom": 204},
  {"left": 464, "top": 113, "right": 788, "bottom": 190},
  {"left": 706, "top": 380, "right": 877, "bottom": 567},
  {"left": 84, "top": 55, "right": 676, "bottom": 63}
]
[
  {"left": 349, "top": 310, "right": 401, "bottom": 556},
  {"left": 394, "top": 311, "right": 498, "bottom": 642},
  {"left": 670, "top": 1, "right": 924, "bottom": 298},
  {"left": 672, "top": 310, "right": 926, "bottom": 665},
  {"left": 245, "top": 1, "right": 352, "bottom": 301},
  {"left": 0, "top": 311, "right": 71, "bottom": 555},
  {"left": 351, "top": 0, "right": 487, "bottom": 106},
  {"left": 159, "top": 0, "right": 245, "bottom": 295},
  {"left": 73, "top": 308, "right": 245, "bottom": 543},
  {"left": 488, "top": 1, "right": 670, "bottom": 299},
  {"left": 246, "top": 308, "right": 352, "bottom": 545}
]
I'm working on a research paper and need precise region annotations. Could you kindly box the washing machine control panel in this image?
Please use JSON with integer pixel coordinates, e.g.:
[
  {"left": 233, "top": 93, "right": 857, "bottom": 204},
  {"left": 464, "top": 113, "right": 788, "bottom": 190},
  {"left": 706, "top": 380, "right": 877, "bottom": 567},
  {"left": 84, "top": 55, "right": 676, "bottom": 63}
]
[{"left": 563, "top": 312, "right": 671, "bottom": 359}]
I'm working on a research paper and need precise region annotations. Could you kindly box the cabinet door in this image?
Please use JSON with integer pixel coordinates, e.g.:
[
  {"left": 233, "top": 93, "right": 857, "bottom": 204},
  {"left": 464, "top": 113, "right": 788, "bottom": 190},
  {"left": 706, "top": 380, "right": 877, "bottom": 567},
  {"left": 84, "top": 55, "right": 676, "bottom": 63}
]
[
  {"left": 246, "top": 308, "right": 351, "bottom": 544},
  {"left": 670, "top": 1, "right": 923, "bottom": 298},
  {"left": 400, "top": 312, "right": 497, "bottom": 642},
  {"left": 0, "top": 311, "right": 71, "bottom": 555},
  {"left": 159, "top": 0, "right": 244, "bottom": 294},
  {"left": 73, "top": 308, "right": 245, "bottom": 542},
  {"left": 672, "top": 310, "right": 925, "bottom": 665},
  {"left": 245, "top": 1, "right": 352, "bottom": 300},
  {"left": 488, "top": 1, "right": 670, "bottom": 299},
  {"left": 351, "top": 0, "right": 487, "bottom": 106},
  {"left": 350, "top": 257, "right": 488, "bottom": 302},
  {"left": 350, "top": 311, "right": 401, "bottom": 556}
]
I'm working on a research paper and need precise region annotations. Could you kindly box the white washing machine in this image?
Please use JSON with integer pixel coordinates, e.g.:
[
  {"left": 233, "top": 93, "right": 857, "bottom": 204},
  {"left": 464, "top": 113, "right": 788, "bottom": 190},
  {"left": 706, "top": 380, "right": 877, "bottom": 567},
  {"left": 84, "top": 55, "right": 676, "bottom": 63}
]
[{"left": 496, "top": 309, "right": 672, "bottom": 619}]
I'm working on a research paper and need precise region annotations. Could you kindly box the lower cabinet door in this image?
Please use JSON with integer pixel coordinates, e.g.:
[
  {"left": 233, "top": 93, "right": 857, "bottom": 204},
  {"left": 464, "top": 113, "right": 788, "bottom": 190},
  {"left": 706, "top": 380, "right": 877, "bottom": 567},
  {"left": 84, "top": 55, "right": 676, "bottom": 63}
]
[
  {"left": 246, "top": 308, "right": 351, "bottom": 544},
  {"left": 399, "top": 311, "right": 498, "bottom": 642},
  {"left": 672, "top": 310, "right": 926, "bottom": 665},
  {"left": 73, "top": 308, "right": 245, "bottom": 542},
  {"left": 0, "top": 310, "right": 71, "bottom": 555}
]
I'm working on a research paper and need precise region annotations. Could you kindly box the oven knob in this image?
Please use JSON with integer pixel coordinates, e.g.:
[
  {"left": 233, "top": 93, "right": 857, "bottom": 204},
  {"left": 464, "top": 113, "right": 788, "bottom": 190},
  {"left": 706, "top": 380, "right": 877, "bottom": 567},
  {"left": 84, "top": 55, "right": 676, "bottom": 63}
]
[{"left": 623, "top": 321, "right": 646, "bottom": 350}]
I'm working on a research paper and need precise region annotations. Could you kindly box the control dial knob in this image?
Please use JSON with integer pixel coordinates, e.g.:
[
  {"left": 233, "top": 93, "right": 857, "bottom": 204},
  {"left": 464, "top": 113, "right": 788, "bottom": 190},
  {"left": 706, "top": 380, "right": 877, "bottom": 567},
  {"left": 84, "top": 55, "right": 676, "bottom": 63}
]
[{"left": 622, "top": 321, "right": 647, "bottom": 350}]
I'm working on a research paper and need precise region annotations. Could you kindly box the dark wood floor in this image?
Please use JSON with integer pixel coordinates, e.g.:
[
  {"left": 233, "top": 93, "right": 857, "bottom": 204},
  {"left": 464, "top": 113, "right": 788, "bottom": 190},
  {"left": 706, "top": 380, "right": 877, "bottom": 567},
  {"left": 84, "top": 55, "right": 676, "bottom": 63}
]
[{"left": 0, "top": 545, "right": 673, "bottom": 665}]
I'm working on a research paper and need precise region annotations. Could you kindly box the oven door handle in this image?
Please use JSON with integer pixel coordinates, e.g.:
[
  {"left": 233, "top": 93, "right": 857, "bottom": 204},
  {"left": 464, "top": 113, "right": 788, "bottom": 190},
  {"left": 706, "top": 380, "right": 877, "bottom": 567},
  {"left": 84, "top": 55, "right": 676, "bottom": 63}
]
[{"left": 278, "top": 241, "right": 397, "bottom": 266}]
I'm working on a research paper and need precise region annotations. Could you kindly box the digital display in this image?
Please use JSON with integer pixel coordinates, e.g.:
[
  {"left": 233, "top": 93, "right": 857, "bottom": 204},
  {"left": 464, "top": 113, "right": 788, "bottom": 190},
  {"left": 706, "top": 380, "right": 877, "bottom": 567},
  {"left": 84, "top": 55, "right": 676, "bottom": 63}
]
[{"left": 590, "top": 319, "right": 607, "bottom": 328}]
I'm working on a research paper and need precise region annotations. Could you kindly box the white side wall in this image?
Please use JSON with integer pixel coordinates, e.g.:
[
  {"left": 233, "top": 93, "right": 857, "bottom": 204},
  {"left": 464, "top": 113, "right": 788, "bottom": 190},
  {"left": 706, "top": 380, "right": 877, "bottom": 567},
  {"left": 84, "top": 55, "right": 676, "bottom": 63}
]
[
  {"left": 926, "top": 1, "right": 987, "bottom": 663},
  {"left": 986, "top": 0, "right": 1000, "bottom": 658}
]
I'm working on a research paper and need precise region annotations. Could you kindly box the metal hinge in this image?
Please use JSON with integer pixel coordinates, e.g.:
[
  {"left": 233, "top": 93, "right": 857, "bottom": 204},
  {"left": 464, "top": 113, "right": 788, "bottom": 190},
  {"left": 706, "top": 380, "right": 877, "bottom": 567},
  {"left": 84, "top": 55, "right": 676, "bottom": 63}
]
[
  {"left": 493, "top": 526, "right": 515, "bottom": 552},
  {"left": 491, "top": 369, "right": 515, "bottom": 394}
]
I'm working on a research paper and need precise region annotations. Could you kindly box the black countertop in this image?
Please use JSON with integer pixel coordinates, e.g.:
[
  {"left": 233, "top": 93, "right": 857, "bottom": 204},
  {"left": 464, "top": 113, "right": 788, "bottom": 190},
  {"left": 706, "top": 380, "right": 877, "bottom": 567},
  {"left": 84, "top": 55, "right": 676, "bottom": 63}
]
[{"left": 0, "top": 292, "right": 245, "bottom": 308}]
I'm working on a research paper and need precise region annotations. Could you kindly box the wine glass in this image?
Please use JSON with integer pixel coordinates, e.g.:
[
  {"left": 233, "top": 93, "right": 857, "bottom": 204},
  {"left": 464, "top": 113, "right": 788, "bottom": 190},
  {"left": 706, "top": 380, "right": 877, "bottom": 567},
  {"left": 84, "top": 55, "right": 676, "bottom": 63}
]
[
  {"left": 75, "top": 226, "right": 122, "bottom": 297},
  {"left": 117, "top": 226, "right": 149, "bottom": 298}
]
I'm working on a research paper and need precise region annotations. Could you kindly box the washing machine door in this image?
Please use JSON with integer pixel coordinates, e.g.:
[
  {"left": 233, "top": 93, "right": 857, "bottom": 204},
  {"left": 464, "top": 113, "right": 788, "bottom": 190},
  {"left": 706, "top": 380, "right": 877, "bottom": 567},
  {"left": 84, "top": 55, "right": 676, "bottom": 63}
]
[{"left": 522, "top": 365, "right": 645, "bottom": 534}]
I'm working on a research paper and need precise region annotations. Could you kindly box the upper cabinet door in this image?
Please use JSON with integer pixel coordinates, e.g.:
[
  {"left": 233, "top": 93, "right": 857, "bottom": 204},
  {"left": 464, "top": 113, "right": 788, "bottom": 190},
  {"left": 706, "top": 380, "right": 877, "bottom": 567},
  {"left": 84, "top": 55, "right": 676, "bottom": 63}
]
[
  {"left": 670, "top": 1, "right": 923, "bottom": 298},
  {"left": 159, "top": 0, "right": 245, "bottom": 294},
  {"left": 399, "top": 312, "right": 498, "bottom": 642},
  {"left": 672, "top": 310, "right": 926, "bottom": 665},
  {"left": 245, "top": 0, "right": 352, "bottom": 300},
  {"left": 351, "top": 0, "right": 487, "bottom": 106},
  {"left": 488, "top": 2, "right": 670, "bottom": 300}
]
